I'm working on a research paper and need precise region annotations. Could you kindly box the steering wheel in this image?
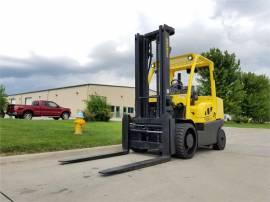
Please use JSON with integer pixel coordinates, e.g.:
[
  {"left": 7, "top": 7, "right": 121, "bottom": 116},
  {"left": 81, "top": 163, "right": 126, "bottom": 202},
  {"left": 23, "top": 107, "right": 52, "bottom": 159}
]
[{"left": 170, "top": 79, "right": 183, "bottom": 89}]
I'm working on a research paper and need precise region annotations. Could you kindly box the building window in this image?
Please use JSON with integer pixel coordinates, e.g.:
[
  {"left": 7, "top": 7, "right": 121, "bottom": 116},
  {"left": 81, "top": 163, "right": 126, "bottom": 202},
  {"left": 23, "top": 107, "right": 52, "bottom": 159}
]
[
  {"left": 123, "top": 107, "right": 127, "bottom": 114},
  {"left": 111, "top": 106, "right": 115, "bottom": 112},
  {"left": 116, "top": 106, "right": 120, "bottom": 118},
  {"left": 32, "top": 101, "right": 39, "bottom": 106},
  {"left": 10, "top": 98, "right": 16, "bottom": 104},
  {"left": 128, "top": 107, "right": 134, "bottom": 114},
  {"left": 25, "top": 97, "right": 32, "bottom": 105}
]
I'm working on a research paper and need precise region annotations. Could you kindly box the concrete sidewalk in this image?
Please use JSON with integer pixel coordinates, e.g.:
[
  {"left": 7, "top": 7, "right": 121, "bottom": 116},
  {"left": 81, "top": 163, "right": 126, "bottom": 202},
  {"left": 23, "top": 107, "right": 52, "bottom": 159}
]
[{"left": 0, "top": 127, "right": 270, "bottom": 202}]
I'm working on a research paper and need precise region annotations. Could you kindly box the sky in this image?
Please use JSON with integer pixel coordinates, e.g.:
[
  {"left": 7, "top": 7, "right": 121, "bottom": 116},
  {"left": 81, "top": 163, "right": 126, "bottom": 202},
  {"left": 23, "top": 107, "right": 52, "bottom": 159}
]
[{"left": 0, "top": 0, "right": 269, "bottom": 94}]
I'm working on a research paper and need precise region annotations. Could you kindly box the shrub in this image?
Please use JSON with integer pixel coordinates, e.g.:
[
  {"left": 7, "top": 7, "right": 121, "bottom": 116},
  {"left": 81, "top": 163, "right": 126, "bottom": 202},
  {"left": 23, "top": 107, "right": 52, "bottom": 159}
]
[
  {"left": 0, "top": 85, "right": 8, "bottom": 118},
  {"left": 83, "top": 110, "right": 95, "bottom": 122},
  {"left": 232, "top": 115, "right": 250, "bottom": 123},
  {"left": 84, "top": 94, "right": 111, "bottom": 122},
  {"left": 241, "top": 72, "right": 270, "bottom": 123}
]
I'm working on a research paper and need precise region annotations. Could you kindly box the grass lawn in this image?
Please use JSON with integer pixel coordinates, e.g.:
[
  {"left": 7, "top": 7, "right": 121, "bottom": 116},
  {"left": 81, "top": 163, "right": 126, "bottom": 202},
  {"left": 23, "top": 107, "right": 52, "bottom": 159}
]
[
  {"left": 0, "top": 119, "right": 269, "bottom": 156},
  {"left": 0, "top": 119, "right": 121, "bottom": 155},
  {"left": 224, "top": 121, "right": 270, "bottom": 129}
]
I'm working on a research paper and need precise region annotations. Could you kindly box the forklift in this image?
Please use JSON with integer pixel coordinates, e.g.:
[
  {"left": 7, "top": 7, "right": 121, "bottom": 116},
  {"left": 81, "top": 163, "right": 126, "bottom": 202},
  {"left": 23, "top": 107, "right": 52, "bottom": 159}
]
[{"left": 60, "top": 25, "right": 226, "bottom": 175}]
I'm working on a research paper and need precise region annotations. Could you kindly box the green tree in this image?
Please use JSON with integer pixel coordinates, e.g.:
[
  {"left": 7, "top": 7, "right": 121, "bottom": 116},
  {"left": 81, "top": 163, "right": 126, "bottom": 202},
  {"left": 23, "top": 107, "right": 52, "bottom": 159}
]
[
  {"left": 84, "top": 94, "right": 111, "bottom": 121},
  {"left": 241, "top": 72, "right": 270, "bottom": 123},
  {"left": 198, "top": 48, "right": 245, "bottom": 117},
  {"left": 0, "top": 84, "right": 8, "bottom": 118}
]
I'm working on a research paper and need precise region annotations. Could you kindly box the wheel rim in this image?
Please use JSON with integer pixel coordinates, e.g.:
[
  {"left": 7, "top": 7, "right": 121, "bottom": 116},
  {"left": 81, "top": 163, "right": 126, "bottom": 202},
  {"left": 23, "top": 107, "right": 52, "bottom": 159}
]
[
  {"left": 24, "top": 113, "right": 31, "bottom": 120},
  {"left": 186, "top": 133, "right": 194, "bottom": 148},
  {"left": 185, "top": 132, "right": 196, "bottom": 154},
  {"left": 63, "top": 113, "right": 68, "bottom": 119}
]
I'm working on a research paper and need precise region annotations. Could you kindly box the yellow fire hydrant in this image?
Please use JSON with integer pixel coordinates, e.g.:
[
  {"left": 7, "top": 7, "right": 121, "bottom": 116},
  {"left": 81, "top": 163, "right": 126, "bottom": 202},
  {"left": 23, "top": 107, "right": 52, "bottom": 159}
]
[{"left": 74, "top": 112, "right": 86, "bottom": 135}]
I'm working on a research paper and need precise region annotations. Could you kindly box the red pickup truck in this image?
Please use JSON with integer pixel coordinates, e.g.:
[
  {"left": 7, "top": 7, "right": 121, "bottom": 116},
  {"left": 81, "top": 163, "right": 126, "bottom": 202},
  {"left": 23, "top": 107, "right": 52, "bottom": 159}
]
[{"left": 7, "top": 100, "right": 71, "bottom": 120}]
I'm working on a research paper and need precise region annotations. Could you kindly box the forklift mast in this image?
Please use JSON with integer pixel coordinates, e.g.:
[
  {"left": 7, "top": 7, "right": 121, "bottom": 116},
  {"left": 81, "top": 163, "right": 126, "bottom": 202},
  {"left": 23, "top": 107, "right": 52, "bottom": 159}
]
[
  {"left": 135, "top": 25, "right": 175, "bottom": 118},
  {"left": 60, "top": 25, "right": 176, "bottom": 176},
  {"left": 121, "top": 25, "right": 176, "bottom": 157}
]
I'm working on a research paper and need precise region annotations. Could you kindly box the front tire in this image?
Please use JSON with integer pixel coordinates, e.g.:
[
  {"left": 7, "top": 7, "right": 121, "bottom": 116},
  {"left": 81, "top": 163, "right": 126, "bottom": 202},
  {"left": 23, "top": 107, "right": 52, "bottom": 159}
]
[
  {"left": 175, "top": 123, "right": 197, "bottom": 159},
  {"left": 213, "top": 128, "right": 226, "bottom": 150},
  {"left": 61, "top": 112, "right": 70, "bottom": 120},
  {"left": 23, "top": 112, "right": 33, "bottom": 120}
]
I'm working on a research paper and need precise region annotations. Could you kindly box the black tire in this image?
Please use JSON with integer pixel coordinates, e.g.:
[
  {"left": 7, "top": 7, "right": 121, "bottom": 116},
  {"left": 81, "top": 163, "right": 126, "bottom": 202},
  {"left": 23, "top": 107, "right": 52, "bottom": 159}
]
[
  {"left": 131, "top": 148, "right": 148, "bottom": 153},
  {"left": 175, "top": 123, "right": 197, "bottom": 159},
  {"left": 53, "top": 117, "right": 60, "bottom": 120},
  {"left": 23, "top": 111, "right": 33, "bottom": 120},
  {"left": 213, "top": 128, "right": 226, "bottom": 150},
  {"left": 61, "top": 112, "right": 70, "bottom": 120}
]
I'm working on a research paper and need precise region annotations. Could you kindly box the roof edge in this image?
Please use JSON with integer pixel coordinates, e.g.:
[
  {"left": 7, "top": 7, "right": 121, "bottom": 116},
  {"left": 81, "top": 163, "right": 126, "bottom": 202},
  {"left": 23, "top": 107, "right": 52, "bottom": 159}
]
[{"left": 8, "top": 83, "right": 135, "bottom": 96}]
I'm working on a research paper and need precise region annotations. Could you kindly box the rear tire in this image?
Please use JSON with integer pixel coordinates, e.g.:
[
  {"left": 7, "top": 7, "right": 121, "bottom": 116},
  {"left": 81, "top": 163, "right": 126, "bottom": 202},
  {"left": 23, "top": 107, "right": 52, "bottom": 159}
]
[
  {"left": 23, "top": 112, "right": 33, "bottom": 120},
  {"left": 175, "top": 123, "right": 197, "bottom": 159},
  {"left": 213, "top": 128, "right": 226, "bottom": 150},
  {"left": 61, "top": 112, "right": 70, "bottom": 120}
]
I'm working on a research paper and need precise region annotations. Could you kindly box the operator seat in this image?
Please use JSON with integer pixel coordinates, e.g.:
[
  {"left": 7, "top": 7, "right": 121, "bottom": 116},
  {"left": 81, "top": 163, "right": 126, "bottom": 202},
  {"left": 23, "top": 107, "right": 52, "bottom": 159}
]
[{"left": 170, "top": 73, "right": 183, "bottom": 94}]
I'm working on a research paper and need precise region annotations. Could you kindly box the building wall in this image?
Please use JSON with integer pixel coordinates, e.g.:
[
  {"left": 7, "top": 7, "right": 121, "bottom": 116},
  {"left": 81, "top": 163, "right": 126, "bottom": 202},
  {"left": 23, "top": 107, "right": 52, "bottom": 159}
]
[{"left": 7, "top": 84, "right": 135, "bottom": 119}]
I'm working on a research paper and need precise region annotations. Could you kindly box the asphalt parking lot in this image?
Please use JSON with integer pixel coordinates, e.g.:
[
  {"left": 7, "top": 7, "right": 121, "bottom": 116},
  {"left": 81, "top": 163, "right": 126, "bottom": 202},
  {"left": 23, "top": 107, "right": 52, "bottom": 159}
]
[{"left": 0, "top": 127, "right": 269, "bottom": 202}]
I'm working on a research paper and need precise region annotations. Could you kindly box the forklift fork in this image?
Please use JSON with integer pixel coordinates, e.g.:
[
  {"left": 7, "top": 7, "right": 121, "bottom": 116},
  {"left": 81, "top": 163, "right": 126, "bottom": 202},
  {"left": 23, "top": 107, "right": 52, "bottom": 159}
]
[
  {"left": 59, "top": 150, "right": 129, "bottom": 165},
  {"left": 99, "top": 156, "right": 171, "bottom": 176},
  {"left": 60, "top": 151, "right": 170, "bottom": 176}
]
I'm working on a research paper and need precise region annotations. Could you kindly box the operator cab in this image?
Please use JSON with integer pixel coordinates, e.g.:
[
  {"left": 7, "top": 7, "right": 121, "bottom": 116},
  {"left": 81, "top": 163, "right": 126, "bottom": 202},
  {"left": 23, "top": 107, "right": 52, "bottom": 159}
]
[
  {"left": 148, "top": 53, "right": 223, "bottom": 123},
  {"left": 169, "top": 69, "right": 199, "bottom": 105}
]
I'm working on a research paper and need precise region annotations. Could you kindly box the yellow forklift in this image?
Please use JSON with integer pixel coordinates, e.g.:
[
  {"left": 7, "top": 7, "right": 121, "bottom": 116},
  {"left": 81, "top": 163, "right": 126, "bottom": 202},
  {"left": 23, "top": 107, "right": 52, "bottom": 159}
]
[{"left": 60, "top": 25, "right": 226, "bottom": 175}]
